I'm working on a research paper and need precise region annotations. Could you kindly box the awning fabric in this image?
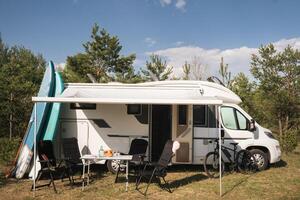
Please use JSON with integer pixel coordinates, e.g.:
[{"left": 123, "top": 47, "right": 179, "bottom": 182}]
[{"left": 32, "top": 87, "right": 223, "bottom": 105}]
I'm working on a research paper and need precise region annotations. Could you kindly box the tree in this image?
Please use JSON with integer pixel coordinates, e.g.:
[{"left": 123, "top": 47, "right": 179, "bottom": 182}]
[
  {"left": 64, "top": 23, "right": 137, "bottom": 83},
  {"left": 182, "top": 61, "right": 191, "bottom": 80},
  {"left": 190, "top": 56, "right": 209, "bottom": 80},
  {"left": 231, "top": 73, "right": 256, "bottom": 117},
  {"left": 0, "top": 38, "right": 45, "bottom": 138},
  {"left": 63, "top": 53, "right": 93, "bottom": 83},
  {"left": 250, "top": 44, "right": 300, "bottom": 151},
  {"left": 142, "top": 54, "right": 173, "bottom": 81},
  {"left": 219, "top": 57, "right": 232, "bottom": 87}
]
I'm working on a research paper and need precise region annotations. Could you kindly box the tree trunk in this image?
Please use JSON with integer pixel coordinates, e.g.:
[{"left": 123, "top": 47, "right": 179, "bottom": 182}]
[
  {"left": 284, "top": 115, "right": 289, "bottom": 131},
  {"left": 9, "top": 92, "right": 13, "bottom": 140},
  {"left": 9, "top": 113, "right": 12, "bottom": 140},
  {"left": 278, "top": 117, "right": 283, "bottom": 143}
]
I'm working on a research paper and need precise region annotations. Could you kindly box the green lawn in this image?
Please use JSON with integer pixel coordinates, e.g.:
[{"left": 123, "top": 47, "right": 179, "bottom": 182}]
[{"left": 1, "top": 146, "right": 300, "bottom": 200}]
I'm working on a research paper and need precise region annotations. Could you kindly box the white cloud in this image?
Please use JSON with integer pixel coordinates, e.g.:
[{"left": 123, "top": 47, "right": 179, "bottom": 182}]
[
  {"left": 175, "top": 0, "right": 186, "bottom": 10},
  {"left": 133, "top": 58, "right": 146, "bottom": 68},
  {"left": 160, "top": 0, "right": 172, "bottom": 6},
  {"left": 273, "top": 37, "right": 300, "bottom": 50},
  {"left": 146, "top": 37, "right": 300, "bottom": 78},
  {"left": 144, "top": 37, "right": 157, "bottom": 47},
  {"left": 175, "top": 41, "right": 184, "bottom": 46},
  {"left": 55, "top": 62, "right": 66, "bottom": 71},
  {"left": 159, "top": 0, "right": 187, "bottom": 11}
]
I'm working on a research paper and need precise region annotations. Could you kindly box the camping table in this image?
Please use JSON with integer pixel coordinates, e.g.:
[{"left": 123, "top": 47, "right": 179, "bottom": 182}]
[{"left": 81, "top": 155, "right": 133, "bottom": 191}]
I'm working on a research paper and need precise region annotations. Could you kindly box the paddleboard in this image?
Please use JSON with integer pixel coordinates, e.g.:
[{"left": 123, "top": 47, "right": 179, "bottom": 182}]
[
  {"left": 42, "top": 72, "right": 64, "bottom": 141},
  {"left": 13, "top": 61, "right": 55, "bottom": 179}
]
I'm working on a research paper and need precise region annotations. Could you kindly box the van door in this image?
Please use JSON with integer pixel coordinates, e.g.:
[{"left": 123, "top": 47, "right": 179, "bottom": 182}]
[
  {"left": 219, "top": 106, "right": 253, "bottom": 151},
  {"left": 151, "top": 105, "right": 172, "bottom": 162},
  {"left": 193, "top": 105, "right": 218, "bottom": 164},
  {"left": 173, "top": 105, "right": 193, "bottom": 164}
]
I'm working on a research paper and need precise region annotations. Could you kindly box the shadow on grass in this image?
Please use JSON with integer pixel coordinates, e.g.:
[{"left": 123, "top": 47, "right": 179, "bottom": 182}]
[
  {"left": 221, "top": 175, "right": 251, "bottom": 197},
  {"left": 0, "top": 167, "right": 21, "bottom": 188},
  {"left": 0, "top": 163, "right": 108, "bottom": 190},
  {"left": 168, "top": 164, "right": 205, "bottom": 173},
  {"left": 271, "top": 159, "right": 287, "bottom": 168},
  {"left": 0, "top": 171, "right": 8, "bottom": 187},
  {"left": 135, "top": 173, "right": 207, "bottom": 196},
  {"left": 168, "top": 173, "right": 207, "bottom": 189}
]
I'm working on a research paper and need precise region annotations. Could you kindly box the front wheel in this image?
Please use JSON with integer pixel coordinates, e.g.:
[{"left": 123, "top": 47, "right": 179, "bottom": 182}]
[
  {"left": 204, "top": 152, "right": 224, "bottom": 178},
  {"left": 236, "top": 150, "right": 257, "bottom": 173},
  {"left": 249, "top": 149, "right": 268, "bottom": 171}
]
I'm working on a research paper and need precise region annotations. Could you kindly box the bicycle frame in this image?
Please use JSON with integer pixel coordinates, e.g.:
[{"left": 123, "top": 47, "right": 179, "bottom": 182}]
[{"left": 212, "top": 139, "right": 238, "bottom": 164}]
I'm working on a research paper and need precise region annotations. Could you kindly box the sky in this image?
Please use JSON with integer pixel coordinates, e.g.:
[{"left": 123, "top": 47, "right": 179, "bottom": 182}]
[{"left": 0, "top": 0, "right": 300, "bottom": 77}]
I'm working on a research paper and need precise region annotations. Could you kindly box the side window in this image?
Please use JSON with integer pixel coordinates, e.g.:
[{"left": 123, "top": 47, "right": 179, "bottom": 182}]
[
  {"left": 221, "top": 107, "right": 237, "bottom": 129},
  {"left": 178, "top": 105, "right": 188, "bottom": 125},
  {"left": 193, "top": 105, "right": 207, "bottom": 127},
  {"left": 236, "top": 110, "right": 247, "bottom": 130},
  {"left": 221, "top": 106, "right": 248, "bottom": 130},
  {"left": 70, "top": 103, "right": 96, "bottom": 110}
]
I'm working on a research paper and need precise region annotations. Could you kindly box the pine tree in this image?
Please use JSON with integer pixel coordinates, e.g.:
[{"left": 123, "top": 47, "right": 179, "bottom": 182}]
[
  {"left": 64, "top": 23, "right": 136, "bottom": 83},
  {"left": 142, "top": 54, "right": 173, "bottom": 81}
]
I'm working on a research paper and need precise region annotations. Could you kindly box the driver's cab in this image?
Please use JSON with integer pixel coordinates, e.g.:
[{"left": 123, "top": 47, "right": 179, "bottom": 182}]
[{"left": 216, "top": 103, "right": 281, "bottom": 170}]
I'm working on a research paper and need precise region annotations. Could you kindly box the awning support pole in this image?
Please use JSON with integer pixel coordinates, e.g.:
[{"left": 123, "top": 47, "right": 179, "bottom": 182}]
[
  {"left": 33, "top": 103, "right": 37, "bottom": 197},
  {"left": 218, "top": 105, "right": 222, "bottom": 197}
]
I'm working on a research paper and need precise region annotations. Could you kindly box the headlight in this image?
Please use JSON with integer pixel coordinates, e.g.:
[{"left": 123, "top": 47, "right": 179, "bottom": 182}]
[
  {"left": 276, "top": 145, "right": 281, "bottom": 151},
  {"left": 265, "top": 131, "right": 275, "bottom": 139}
]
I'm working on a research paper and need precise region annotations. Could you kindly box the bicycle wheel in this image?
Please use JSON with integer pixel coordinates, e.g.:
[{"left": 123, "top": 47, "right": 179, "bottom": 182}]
[
  {"left": 236, "top": 149, "right": 257, "bottom": 173},
  {"left": 204, "top": 152, "right": 224, "bottom": 178}
]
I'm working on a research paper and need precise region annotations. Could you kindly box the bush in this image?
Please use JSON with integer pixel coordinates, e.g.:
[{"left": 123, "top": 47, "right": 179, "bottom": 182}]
[
  {"left": 0, "top": 137, "right": 21, "bottom": 165},
  {"left": 281, "top": 129, "right": 298, "bottom": 153}
]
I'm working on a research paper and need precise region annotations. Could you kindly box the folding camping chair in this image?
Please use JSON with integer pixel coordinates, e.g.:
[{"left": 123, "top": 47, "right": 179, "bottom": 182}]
[
  {"left": 31, "top": 140, "right": 68, "bottom": 193},
  {"left": 136, "top": 140, "right": 180, "bottom": 195},
  {"left": 62, "top": 137, "right": 85, "bottom": 185},
  {"left": 115, "top": 138, "right": 148, "bottom": 183}
]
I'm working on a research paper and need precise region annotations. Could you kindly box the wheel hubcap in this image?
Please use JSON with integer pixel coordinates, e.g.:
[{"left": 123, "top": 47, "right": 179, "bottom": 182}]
[
  {"left": 253, "top": 153, "right": 265, "bottom": 168},
  {"left": 111, "top": 160, "right": 120, "bottom": 171}
]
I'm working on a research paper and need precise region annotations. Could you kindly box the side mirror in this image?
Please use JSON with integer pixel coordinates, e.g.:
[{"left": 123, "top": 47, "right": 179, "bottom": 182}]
[{"left": 249, "top": 119, "right": 256, "bottom": 132}]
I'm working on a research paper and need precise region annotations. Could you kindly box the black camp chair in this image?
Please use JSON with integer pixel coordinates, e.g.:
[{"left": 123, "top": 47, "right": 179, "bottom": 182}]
[
  {"left": 62, "top": 137, "right": 85, "bottom": 185},
  {"left": 31, "top": 140, "right": 68, "bottom": 193},
  {"left": 136, "top": 140, "right": 180, "bottom": 195},
  {"left": 114, "top": 138, "right": 148, "bottom": 183}
]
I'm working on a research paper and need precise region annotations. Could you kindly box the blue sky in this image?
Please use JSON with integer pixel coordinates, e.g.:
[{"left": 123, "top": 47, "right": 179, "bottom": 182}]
[{"left": 1, "top": 0, "right": 300, "bottom": 77}]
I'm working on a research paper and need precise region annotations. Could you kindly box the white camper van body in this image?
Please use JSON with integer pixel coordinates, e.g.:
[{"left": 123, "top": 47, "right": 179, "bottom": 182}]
[{"left": 45, "top": 81, "right": 281, "bottom": 170}]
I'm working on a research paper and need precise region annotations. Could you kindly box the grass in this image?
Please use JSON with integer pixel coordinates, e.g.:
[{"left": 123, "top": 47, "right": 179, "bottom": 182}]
[{"left": 0, "top": 146, "right": 300, "bottom": 200}]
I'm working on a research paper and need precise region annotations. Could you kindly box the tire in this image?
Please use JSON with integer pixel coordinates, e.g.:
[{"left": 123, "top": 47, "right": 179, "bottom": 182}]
[
  {"left": 204, "top": 152, "right": 224, "bottom": 178},
  {"left": 236, "top": 150, "right": 257, "bottom": 173},
  {"left": 249, "top": 149, "right": 268, "bottom": 171},
  {"left": 106, "top": 160, "right": 125, "bottom": 174}
]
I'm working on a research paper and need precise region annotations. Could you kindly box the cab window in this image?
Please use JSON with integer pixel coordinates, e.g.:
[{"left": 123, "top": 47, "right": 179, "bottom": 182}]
[
  {"left": 236, "top": 110, "right": 247, "bottom": 130},
  {"left": 221, "top": 107, "right": 248, "bottom": 130}
]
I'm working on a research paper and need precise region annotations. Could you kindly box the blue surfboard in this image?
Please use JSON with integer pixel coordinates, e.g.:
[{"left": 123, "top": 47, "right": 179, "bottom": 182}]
[{"left": 14, "top": 61, "right": 55, "bottom": 178}]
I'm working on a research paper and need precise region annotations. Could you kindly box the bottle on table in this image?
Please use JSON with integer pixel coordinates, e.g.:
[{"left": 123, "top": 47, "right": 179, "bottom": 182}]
[{"left": 99, "top": 145, "right": 104, "bottom": 157}]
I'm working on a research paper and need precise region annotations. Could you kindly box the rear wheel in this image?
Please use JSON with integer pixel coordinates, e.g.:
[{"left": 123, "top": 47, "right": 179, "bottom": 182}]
[
  {"left": 204, "top": 152, "right": 224, "bottom": 178},
  {"left": 106, "top": 160, "right": 125, "bottom": 174}
]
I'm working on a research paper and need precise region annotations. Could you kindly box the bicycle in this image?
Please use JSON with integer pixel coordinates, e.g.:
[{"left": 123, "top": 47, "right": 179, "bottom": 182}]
[{"left": 204, "top": 138, "right": 257, "bottom": 178}]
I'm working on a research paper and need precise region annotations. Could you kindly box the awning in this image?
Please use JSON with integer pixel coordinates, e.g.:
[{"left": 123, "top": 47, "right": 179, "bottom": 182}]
[{"left": 32, "top": 87, "right": 223, "bottom": 105}]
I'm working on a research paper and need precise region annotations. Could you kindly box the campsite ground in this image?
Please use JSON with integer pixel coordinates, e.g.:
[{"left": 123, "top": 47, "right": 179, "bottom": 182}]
[{"left": 0, "top": 146, "right": 299, "bottom": 200}]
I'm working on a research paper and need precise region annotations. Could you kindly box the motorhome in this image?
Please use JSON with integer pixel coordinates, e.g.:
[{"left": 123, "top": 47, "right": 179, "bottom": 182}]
[{"left": 35, "top": 80, "right": 281, "bottom": 173}]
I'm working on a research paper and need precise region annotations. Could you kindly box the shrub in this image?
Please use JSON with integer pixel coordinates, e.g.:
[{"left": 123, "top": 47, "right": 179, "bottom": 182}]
[
  {"left": 281, "top": 129, "right": 298, "bottom": 153},
  {"left": 0, "top": 137, "right": 21, "bottom": 165}
]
